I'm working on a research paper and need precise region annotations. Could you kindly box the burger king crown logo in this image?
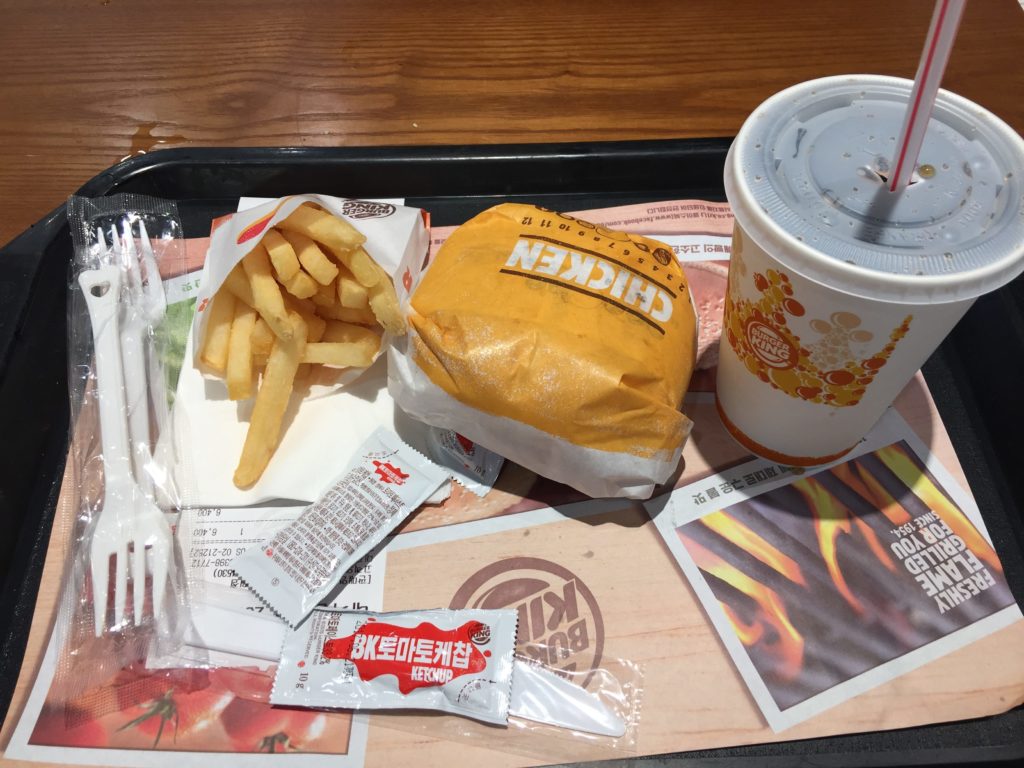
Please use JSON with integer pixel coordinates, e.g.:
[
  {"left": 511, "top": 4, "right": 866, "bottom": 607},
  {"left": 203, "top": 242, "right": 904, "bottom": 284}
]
[{"left": 724, "top": 252, "right": 912, "bottom": 407}]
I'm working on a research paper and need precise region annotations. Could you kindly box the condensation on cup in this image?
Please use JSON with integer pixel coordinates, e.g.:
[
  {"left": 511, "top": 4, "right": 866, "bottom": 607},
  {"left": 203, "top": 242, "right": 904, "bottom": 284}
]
[{"left": 717, "top": 75, "right": 1024, "bottom": 466}]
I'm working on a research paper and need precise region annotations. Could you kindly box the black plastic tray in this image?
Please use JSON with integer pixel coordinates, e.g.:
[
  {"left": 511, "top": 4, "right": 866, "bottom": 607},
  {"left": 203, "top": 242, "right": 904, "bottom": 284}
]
[{"left": 1, "top": 142, "right": 1023, "bottom": 766}]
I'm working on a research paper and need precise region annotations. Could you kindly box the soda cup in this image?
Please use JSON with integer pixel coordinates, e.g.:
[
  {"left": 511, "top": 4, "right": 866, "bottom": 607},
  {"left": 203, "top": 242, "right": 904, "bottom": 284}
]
[{"left": 717, "top": 75, "right": 1024, "bottom": 465}]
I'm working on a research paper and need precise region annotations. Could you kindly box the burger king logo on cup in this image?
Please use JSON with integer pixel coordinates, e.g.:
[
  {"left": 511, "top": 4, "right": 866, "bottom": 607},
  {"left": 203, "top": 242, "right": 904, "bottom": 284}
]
[
  {"left": 744, "top": 317, "right": 797, "bottom": 369},
  {"left": 450, "top": 557, "right": 604, "bottom": 686}
]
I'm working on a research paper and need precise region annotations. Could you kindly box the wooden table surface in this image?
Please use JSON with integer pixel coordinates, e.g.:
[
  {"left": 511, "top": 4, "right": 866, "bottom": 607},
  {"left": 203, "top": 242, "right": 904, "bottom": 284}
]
[{"left": 2, "top": 0, "right": 1024, "bottom": 247}]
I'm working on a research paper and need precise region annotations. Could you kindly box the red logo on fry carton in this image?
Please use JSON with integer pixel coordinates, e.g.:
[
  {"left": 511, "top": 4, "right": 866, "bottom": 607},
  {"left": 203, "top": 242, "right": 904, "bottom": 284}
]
[
  {"left": 237, "top": 200, "right": 290, "bottom": 244},
  {"left": 321, "top": 620, "right": 488, "bottom": 693},
  {"left": 372, "top": 461, "right": 408, "bottom": 485}
]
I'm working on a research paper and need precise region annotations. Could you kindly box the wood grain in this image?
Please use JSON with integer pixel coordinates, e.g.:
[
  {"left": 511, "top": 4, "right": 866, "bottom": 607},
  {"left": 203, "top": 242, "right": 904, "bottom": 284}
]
[{"left": 2, "top": 0, "right": 1023, "bottom": 246}]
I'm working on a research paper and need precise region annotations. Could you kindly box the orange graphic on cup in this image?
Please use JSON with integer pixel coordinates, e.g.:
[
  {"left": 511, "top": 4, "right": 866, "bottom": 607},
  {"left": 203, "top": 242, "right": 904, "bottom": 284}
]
[{"left": 725, "top": 268, "right": 912, "bottom": 407}]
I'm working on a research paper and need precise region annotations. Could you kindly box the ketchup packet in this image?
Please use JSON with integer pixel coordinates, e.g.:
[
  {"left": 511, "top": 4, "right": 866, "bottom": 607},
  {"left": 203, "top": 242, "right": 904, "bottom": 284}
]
[
  {"left": 272, "top": 607, "right": 517, "bottom": 726},
  {"left": 232, "top": 428, "right": 447, "bottom": 627},
  {"left": 426, "top": 428, "right": 504, "bottom": 497}
]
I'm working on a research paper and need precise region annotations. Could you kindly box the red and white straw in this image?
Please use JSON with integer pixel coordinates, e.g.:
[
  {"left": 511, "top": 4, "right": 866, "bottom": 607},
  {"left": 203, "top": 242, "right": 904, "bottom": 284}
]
[{"left": 888, "top": 0, "right": 968, "bottom": 193}]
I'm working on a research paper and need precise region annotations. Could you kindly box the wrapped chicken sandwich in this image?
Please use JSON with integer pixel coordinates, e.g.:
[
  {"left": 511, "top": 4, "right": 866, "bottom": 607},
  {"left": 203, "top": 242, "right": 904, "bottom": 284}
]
[{"left": 388, "top": 203, "right": 697, "bottom": 498}]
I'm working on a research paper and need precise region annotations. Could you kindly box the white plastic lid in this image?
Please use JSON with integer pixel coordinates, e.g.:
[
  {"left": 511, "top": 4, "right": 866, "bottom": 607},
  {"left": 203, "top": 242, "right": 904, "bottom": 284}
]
[{"left": 725, "top": 75, "right": 1024, "bottom": 304}]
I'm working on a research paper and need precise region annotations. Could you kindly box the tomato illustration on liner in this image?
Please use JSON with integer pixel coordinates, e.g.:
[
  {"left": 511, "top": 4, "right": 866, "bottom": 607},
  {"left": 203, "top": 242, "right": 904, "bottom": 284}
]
[
  {"left": 30, "top": 705, "right": 109, "bottom": 748},
  {"left": 219, "top": 696, "right": 328, "bottom": 753},
  {"left": 117, "top": 686, "right": 234, "bottom": 747}
]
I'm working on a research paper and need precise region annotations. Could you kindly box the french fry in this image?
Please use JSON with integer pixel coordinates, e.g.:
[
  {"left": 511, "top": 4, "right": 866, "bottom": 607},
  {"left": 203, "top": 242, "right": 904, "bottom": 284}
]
[
  {"left": 251, "top": 317, "right": 274, "bottom": 362},
  {"left": 204, "top": 207, "right": 409, "bottom": 485},
  {"left": 306, "top": 321, "right": 382, "bottom": 367},
  {"left": 363, "top": 254, "right": 392, "bottom": 286},
  {"left": 293, "top": 365, "right": 311, "bottom": 385},
  {"left": 333, "top": 246, "right": 382, "bottom": 288},
  {"left": 262, "top": 228, "right": 301, "bottom": 282},
  {"left": 286, "top": 298, "right": 321, "bottom": 382},
  {"left": 282, "top": 269, "right": 318, "bottom": 300},
  {"left": 303, "top": 342, "right": 378, "bottom": 368},
  {"left": 281, "top": 229, "right": 339, "bottom": 286},
  {"left": 223, "top": 264, "right": 255, "bottom": 307},
  {"left": 200, "top": 290, "right": 236, "bottom": 373},
  {"left": 337, "top": 264, "right": 369, "bottom": 309},
  {"left": 311, "top": 280, "right": 338, "bottom": 307},
  {"left": 322, "top": 320, "right": 382, "bottom": 345},
  {"left": 242, "top": 244, "right": 292, "bottom": 340},
  {"left": 277, "top": 203, "right": 366, "bottom": 254},
  {"left": 233, "top": 312, "right": 307, "bottom": 488},
  {"left": 367, "top": 278, "right": 406, "bottom": 335},
  {"left": 306, "top": 313, "right": 327, "bottom": 343},
  {"left": 315, "top": 303, "right": 377, "bottom": 325},
  {"left": 283, "top": 293, "right": 317, "bottom": 316},
  {"left": 226, "top": 303, "right": 258, "bottom": 400},
  {"left": 284, "top": 294, "right": 327, "bottom": 342}
]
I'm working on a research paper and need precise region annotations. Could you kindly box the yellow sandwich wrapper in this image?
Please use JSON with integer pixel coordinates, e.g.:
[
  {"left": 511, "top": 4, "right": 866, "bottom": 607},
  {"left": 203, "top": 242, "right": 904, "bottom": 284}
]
[{"left": 388, "top": 203, "right": 698, "bottom": 499}]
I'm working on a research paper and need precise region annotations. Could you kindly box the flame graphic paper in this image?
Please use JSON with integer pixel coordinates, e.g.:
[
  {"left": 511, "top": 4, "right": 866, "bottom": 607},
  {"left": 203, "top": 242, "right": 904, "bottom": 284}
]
[
  {"left": 875, "top": 444, "right": 1002, "bottom": 573},
  {"left": 679, "top": 534, "right": 805, "bottom": 681},
  {"left": 656, "top": 430, "right": 1020, "bottom": 730},
  {"left": 701, "top": 511, "right": 806, "bottom": 586}
]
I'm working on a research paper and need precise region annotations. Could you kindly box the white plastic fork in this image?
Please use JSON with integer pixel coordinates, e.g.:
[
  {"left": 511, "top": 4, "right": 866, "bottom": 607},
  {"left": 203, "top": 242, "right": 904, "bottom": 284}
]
[
  {"left": 114, "top": 222, "right": 174, "bottom": 624},
  {"left": 135, "top": 220, "right": 169, "bottom": 438},
  {"left": 81, "top": 265, "right": 171, "bottom": 633},
  {"left": 115, "top": 222, "right": 171, "bottom": 488},
  {"left": 81, "top": 265, "right": 133, "bottom": 634},
  {"left": 112, "top": 224, "right": 154, "bottom": 499}
]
